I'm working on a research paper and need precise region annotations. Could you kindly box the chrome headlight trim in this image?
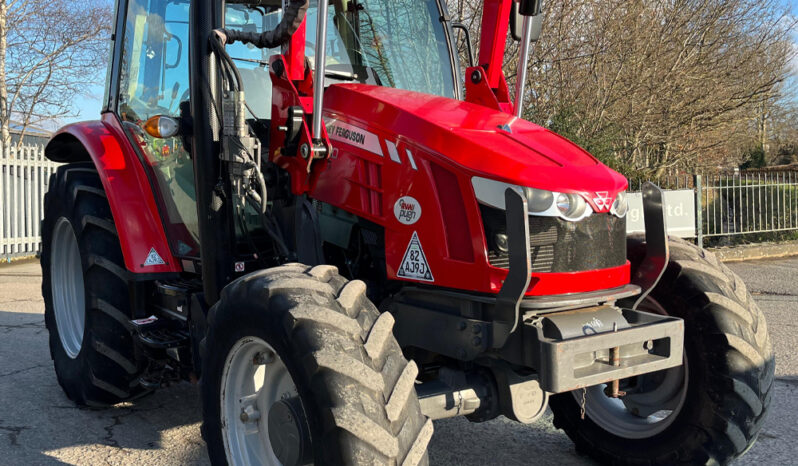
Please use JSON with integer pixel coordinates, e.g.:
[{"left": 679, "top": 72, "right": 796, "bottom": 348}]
[
  {"left": 471, "top": 177, "right": 594, "bottom": 222},
  {"left": 611, "top": 191, "right": 629, "bottom": 218}
]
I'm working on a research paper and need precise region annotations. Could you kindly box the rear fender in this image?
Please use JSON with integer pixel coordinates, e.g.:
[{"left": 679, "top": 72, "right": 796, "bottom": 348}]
[{"left": 44, "top": 114, "right": 180, "bottom": 275}]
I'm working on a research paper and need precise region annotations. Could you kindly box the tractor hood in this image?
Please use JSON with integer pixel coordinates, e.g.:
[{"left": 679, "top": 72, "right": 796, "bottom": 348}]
[{"left": 323, "top": 84, "right": 627, "bottom": 195}]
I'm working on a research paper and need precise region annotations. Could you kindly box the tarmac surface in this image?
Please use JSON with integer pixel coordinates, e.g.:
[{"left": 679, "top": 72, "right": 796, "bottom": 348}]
[{"left": 0, "top": 257, "right": 796, "bottom": 465}]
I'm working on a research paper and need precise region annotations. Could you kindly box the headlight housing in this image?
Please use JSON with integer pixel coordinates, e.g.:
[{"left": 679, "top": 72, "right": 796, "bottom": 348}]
[
  {"left": 611, "top": 191, "right": 629, "bottom": 218},
  {"left": 471, "top": 177, "right": 593, "bottom": 222},
  {"left": 556, "top": 193, "right": 588, "bottom": 219}
]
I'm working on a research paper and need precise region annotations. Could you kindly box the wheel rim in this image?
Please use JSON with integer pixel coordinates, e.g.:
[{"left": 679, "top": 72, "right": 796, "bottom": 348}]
[
  {"left": 575, "top": 297, "right": 689, "bottom": 439},
  {"left": 51, "top": 217, "right": 86, "bottom": 359},
  {"left": 221, "top": 336, "right": 300, "bottom": 466}
]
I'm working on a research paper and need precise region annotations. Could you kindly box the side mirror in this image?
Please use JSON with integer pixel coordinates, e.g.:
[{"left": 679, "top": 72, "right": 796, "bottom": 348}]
[{"left": 510, "top": 1, "right": 543, "bottom": 42}]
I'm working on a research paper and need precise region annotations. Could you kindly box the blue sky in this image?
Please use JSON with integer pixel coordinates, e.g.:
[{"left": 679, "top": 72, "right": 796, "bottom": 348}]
[{"left": 64, "top": 85, "right": 105, "bottom": 126}]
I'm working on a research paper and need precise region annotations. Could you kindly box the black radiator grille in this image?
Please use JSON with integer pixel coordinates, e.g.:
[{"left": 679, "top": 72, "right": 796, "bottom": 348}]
[{"left": 481, "top": 206, "right": 626, "bottom": 273}]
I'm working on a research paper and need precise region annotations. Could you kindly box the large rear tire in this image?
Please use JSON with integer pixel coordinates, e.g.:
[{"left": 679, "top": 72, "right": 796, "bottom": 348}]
[
  {"left": 41, "top": 163, "right": 148, "bottom": 406},
  {"left": 550, "top": 237, "right": 774, "bottom": 464},
  {"left": 201, "top": 263, "right": 432, "bottom": 465}
]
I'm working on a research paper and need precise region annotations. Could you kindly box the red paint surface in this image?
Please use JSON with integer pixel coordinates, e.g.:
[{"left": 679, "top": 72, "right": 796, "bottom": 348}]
[
  {"left": 48, "top": 114, "right": 180, "bottom": 274},
  {"left": 294, "top": 84, "right": 629, "bottom": 296},
  {"left": 478, "top": 0, "right": 513, "bottom": 89}
]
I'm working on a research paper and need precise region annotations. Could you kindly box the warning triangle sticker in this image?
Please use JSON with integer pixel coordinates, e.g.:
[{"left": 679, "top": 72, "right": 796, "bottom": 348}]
[
  {"left": 397, "top": 232, "right": 434, "bottom": 282},
  {"left": 144, "top": 248, "right": 166, "bottom": 266}
]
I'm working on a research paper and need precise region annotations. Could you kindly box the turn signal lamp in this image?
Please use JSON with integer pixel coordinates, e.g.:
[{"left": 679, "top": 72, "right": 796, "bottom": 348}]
[{"left": 143, "top": 115, "right": 180, "bottom": 139}]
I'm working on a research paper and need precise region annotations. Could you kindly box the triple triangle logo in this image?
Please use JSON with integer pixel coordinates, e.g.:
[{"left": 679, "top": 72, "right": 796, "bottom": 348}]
[{"left": 397, "top": 232, "right": 434, "bottom": 282}]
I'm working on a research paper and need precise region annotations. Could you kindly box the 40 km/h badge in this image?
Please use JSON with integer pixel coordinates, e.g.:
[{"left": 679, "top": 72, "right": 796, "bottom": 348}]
[{"left": 397, "top": 232, "right": 434, "bottom": 282}]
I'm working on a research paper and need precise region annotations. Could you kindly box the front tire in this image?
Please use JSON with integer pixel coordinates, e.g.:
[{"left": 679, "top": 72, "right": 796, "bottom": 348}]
[
  {"left": 41, "top": 163, "right": 148, "bottom": 406},
  {"left": 201, "top": 263, "right": 432, "bottom": 465},
  {"left": 550, "top": 238, "right": 774, "bottom": 464}
]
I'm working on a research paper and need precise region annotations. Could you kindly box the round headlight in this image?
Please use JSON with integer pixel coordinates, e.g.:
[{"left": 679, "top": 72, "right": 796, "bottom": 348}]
[
  {"left": 524, "top": 187, "right": 554, "bottom": 213},
  {"left": 612, "top": 192, "right": 629, "bottom": 217},
  {"left": 556, "top": 193, "right": 571, "bottom": 215},
  {"left": 557, "top": 193, "right": 587, "bottom": 219}
]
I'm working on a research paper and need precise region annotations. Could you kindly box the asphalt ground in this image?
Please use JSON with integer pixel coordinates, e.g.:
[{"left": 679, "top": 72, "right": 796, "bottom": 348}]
[{"left": 1, "top": 257, "right": 796, "bottom": 465}]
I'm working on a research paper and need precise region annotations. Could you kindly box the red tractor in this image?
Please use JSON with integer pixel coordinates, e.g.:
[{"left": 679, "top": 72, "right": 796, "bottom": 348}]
[{"left": 41, "top": 0, "right": 773, "bottom": 464}]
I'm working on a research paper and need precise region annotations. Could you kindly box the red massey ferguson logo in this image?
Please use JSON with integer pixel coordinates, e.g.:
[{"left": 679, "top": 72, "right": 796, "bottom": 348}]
[{"left": 592, "top": 191, "right": 613, "bottom": 211}]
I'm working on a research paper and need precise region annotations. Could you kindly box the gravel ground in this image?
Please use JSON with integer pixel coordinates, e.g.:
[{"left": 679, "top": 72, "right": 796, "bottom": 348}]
[{"left": 0, "top": 257, "right": 795, "bottom": 465}]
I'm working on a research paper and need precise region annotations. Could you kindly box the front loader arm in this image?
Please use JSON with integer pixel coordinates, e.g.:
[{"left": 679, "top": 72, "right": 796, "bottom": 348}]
[{"left": 464, "top": 0, "right": 523, "bottom": 114}]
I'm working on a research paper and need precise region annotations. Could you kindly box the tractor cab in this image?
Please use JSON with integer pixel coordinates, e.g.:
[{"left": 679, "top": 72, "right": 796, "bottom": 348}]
[{"left": 111, "top": 0, "right": 461, "bottom": 263}]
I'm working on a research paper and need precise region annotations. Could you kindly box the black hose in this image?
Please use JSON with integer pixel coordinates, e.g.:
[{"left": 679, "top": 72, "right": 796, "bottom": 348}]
[
  {"left": 217, "top": 0, "right": 309, "bottom": 49},
  {"left": 210, "top": 36, "right": 243, "bottom": 91}
]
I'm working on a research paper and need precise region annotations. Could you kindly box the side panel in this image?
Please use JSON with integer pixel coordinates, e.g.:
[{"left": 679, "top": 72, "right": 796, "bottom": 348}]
[{"left": 45, "top": 115, "right": 180, "bottom": 274}]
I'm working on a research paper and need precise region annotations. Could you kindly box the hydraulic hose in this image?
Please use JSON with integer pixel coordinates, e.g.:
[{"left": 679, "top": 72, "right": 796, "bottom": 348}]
[{"left": 218, "top": 0, "right": 309, "bottom": 49}]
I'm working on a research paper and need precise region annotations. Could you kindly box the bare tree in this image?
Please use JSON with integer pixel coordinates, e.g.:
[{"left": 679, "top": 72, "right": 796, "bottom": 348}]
[
  {"left": 0, "top": 0, "right": 112, "bottom": 152},
  {"left": 448, "top": 0, "right": 796, "bottom": 177}
]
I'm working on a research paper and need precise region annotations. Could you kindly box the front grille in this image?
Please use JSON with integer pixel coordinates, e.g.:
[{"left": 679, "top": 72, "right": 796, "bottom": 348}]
[{"left": 481, "top": 206, "right": 626, "bottom": 273}]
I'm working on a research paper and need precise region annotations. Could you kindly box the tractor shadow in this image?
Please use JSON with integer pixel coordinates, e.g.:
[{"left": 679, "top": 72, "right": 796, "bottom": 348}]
[{"left": 0, "top": 309, "right": 209, "bottom": 465}]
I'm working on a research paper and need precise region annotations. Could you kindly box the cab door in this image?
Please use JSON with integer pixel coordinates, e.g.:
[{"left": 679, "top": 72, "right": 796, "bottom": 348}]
[{"left": 114, "top": 0, "right": 199, "bottom": 258}]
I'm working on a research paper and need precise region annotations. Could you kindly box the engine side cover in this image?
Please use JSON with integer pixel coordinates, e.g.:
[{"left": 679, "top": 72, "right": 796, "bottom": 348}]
[{"left": 309, "top": 84, "right": 629, "bottom": 296}]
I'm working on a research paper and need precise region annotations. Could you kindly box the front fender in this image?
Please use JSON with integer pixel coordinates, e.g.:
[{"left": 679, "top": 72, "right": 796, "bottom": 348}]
[{"left": 45, "top": 113, "right": 180, "bottom": 275}]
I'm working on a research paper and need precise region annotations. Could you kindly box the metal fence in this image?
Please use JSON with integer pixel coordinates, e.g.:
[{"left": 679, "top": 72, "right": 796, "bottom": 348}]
[
  {"left": 1, "top": 144, "right": 61, "bottom": 259},
  {"left": 631, "top": 171, "right": 798, "bottom": 247}
]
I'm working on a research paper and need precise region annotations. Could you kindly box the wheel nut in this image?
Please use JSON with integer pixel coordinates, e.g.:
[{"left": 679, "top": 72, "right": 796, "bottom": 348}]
[
  {"left": 254, "top": 350, "right": 276, "bottom": 365},
  {"left": 241, "top": 405, "right": 261, "bottom": 423}
]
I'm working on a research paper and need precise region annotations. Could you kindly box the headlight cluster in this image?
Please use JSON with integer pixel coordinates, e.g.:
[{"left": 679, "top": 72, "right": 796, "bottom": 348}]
[
  {"left": 472, "top": 177, "right": 627, "bottom": 222},
  {"left": 611, "top": 191, "right": 629, "bottom": 217}
]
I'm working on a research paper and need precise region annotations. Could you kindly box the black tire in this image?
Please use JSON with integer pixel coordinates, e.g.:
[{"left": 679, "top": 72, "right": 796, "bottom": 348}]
[
  {"left": 550, "top": 237, "right": 774, "bottom": 465},
  {"left": 41, "top": 162, "right": 148, "bottom": 406},
  {"left": 201, "top": 263, "right": 432, "bottom": 465}
]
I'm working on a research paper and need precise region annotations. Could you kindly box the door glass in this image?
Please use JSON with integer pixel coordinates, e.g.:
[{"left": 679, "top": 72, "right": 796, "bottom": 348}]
[
  {"left": 118, "top": 0, "right": 198, "bottom": 257},
  {"left": 224, "top": 5, "right": 280, "bottom": 120},
  {"left": 305, "top": 0, "right": 456, "bottom": 98}
]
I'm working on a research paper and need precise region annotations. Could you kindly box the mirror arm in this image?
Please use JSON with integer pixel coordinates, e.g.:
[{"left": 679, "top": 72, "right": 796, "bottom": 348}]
[
  {"left": 450, "top": 22, "right": 475, "bottom": 68},
  {"left": 165, "top": 32, "right": 183, "bottom": 70}
]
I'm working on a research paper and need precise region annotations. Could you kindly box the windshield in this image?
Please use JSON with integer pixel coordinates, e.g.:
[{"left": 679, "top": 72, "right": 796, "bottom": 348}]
[{"left": 306, "top": 0, "right": 456, "bottom": 98}]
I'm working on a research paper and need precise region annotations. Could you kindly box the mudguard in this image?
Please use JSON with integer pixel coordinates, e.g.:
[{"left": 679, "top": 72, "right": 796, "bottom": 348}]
[{"left": 44, "top": 113, "right": 180, "bottom": 275}]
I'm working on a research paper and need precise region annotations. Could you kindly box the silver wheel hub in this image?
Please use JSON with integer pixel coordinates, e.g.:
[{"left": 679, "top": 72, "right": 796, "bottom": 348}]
[
  {"left": 221, "top": 337, "right": 302, "bottom": 466},
  {"left": 51, "top": 217, "right": 86, "bottom": 359},
  {"left": 578, "top": 358, "right": 689, "bottom": 439}
]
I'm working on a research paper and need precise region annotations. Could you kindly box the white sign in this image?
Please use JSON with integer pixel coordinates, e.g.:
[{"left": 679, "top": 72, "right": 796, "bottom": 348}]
[
  {"left": 394, "top": 196, "right": 422, "bottom": 225},
  {"left": 143, "top": 248, "right": 166, "bottom": 266},
  {"left": 626, "top": 189, "right": 696, "bottom": 238},
  {"left": 397, "top": 232, "right": 434, "bottom": 282}
]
